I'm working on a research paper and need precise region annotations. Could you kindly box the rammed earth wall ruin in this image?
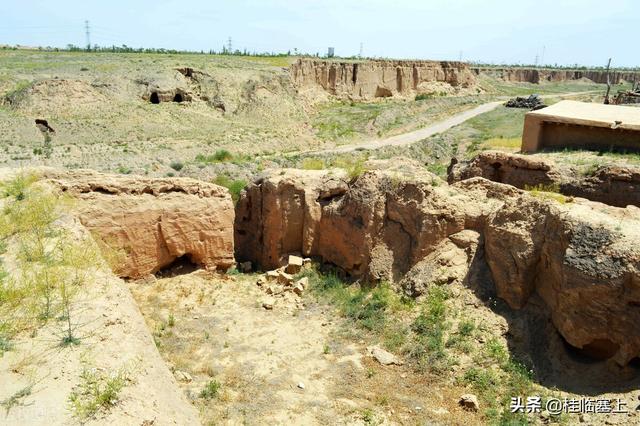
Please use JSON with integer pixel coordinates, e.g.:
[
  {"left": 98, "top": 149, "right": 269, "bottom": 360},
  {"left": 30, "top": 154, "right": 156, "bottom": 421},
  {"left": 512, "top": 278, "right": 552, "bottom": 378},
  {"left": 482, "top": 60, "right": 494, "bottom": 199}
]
[
  {"left": 471, "top": 66, "right": 640, "bottom": 84},
  {"left": 290, "top": 58, "right": 476, "bottom": 99}
]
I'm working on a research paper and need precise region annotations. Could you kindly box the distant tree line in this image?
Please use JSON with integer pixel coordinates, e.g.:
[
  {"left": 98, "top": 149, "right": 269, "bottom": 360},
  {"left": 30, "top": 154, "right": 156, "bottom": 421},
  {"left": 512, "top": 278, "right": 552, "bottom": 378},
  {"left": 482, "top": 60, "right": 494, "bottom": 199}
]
[{"left": 0, "top": 43, "right": 326, "bottom": 58}]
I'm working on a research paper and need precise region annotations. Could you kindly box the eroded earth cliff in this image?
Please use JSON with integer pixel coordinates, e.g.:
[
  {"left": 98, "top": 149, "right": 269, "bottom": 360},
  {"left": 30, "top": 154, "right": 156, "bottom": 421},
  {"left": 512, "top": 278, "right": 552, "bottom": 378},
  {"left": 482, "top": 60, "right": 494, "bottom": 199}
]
[
  {"left": 235, "top": 165, "right": 640, "bottom": 366},
  {"left": 290, "top": 58, "right": 476, "bottom": 99}
]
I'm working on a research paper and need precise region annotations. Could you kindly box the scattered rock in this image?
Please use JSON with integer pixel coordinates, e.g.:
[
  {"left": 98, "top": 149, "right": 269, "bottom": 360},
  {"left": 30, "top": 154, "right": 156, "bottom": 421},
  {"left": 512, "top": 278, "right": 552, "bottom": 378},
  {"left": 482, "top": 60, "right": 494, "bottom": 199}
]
[
  {"left": 296, "top": 277, "right": 309, "bottom": 289},
  {"left": 285, "top": 255, "right": 304, "bottom": 274},
  {"left": 459, "top": 394, "right": 479, "bottom": 412},
  {"left": 297, "top": 382, "right": 305, "bottom": 390},
  {"left": 266, "top": 270, "right": 279, "bottom": 281},
  {"left": 175, "top": 370, "right": 193, "bottom": 383},
  {"left": 238, "top": 261, "right": 252, "bottom": 273},
  {"left": 367, "top": 345, "right": 403, "bottom": 365},
  {"left": 262, "top": 298, "right": 275, "bottom": 310},
  {"left": 293, "top": 282, "right": 304, "bottom": 296},
  {"left": 277, "top": 271, "right": 294, "bottom": 285}
]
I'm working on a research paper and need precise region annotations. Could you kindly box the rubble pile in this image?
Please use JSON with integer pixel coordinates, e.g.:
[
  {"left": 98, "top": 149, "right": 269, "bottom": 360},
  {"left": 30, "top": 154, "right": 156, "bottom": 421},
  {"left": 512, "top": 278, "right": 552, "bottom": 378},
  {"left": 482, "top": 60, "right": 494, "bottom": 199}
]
[
  {"left": 248, "top": 255, "right": 312, "bottom": 311},
  {"left": 505, "top": 94, "right": 545, "bottom": 109}
]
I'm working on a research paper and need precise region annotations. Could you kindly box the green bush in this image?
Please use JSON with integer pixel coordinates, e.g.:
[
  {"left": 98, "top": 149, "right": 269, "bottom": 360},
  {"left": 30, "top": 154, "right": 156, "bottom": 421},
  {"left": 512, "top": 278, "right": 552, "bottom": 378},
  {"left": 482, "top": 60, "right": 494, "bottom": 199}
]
[
  {"left": 213, "top": 175, "right": 247, "bottom": 203},
  {"left": 169, "top": 161, "right": 184, "bottom": 171},
  {"left": 68, "top": 367, "right": 128, "bottom": 419},
  {"left": 199, "top": 379, "right": 221, "bottom": 399},
  {"left": 195, "top": 149, "right": 234, "bottom": 164}
]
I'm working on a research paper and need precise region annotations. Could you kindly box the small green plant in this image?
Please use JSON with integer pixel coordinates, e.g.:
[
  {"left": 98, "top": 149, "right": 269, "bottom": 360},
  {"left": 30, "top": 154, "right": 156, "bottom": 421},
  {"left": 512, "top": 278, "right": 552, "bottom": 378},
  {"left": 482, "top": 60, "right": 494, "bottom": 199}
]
[
  {"left": 415, "top": 93, "right": 434, "bottom": 101},
  {"left": 199, "top": 379, "right": 221, "bottom": 399},
  {"left": 168, "top": 313, "right": 175, "bottom": 327},
  {"left": 213, "top": 175, "right": 247, "bottom": 203},
  {"left": 169, "top": 161, "right": 184, "bottom": 171},
  {"left": 361, "top": 408, "right": 377, "bottom": 425},
  {"left": 323, "top": 343, "right": 330, "bottom": 354},
  {"left": 68, "top": 367, "right": 129, "bottom": 420},
  {"left": 524, "top": 183, "right": 569, "bottom": 204},
  {"left": 458, "top": 319, "right": 475, "bottom": 337},
  {"left": 116, "top": 166, "right": 132, "bottom": 175},
  {"left": 1, "top": 385, "right": 32, "bottom": 415},
  {"left": 195, "top": 149, "right": 234, "bottom": 164}
]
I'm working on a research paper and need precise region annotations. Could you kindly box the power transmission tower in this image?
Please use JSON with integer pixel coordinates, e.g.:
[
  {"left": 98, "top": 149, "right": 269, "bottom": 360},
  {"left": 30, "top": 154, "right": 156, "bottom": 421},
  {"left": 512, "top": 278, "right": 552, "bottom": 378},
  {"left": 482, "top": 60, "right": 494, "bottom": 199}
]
[
  {"left": 534, "top": 54, "right": 539, "bottom": 67},
  {"left": 85, "top": 20, "right": 91, "bottom": 51},
  {"left": 358, "top": 42, "right": 363, "bottom": 58},
  {"left": 227, "top": 37, "right": 233, "bottom": 54}
]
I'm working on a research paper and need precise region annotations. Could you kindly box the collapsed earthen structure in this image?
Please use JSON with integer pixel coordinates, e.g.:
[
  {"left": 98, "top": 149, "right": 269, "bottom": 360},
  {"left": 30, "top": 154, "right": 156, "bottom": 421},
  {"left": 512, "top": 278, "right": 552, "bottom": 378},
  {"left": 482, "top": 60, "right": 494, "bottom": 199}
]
[
  {"left": 472, "top": 66, "right": 640, "bottom": 84},
  {"left": 448, "top": 151, "right": 640, "bottom": 208},
  {"left": 290, "top": 58, "right": 476, "bottom": 100},
  {"left": 235, "top": 167, "right": 640, "bottom": 366},
  {"left": 45, "top": 170, "right": 235, "bottom": 278},
  {"left": 521, "top": 100, "right": 640, "bottom": 153}
]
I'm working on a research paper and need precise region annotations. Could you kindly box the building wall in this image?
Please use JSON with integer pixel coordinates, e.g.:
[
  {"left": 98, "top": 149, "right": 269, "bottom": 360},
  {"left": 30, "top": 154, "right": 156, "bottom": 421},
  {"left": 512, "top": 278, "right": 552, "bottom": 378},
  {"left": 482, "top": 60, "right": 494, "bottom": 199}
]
[{"left": 522, "top": 115, "right": 640, "bottom": 152}]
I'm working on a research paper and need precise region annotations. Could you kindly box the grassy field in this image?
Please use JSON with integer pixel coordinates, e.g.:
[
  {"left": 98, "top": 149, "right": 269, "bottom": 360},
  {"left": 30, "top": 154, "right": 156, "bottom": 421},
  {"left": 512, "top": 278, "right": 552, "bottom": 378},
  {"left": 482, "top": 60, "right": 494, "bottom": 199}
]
[{"left": 0, "top": 49, "right": 629, "bottom": 183}]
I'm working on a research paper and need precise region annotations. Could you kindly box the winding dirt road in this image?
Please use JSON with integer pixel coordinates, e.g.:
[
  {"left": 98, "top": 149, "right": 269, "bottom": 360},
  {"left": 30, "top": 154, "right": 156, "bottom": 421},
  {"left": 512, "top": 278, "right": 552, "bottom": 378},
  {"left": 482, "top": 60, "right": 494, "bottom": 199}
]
[{"left": 306, "top": 90, "right": 602, "bottom": 155}]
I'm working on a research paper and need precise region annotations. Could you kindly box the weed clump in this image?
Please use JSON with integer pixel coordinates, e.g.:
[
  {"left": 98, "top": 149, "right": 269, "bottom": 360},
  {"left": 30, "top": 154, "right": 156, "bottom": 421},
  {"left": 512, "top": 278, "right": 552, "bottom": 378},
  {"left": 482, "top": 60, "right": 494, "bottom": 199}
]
[
  {"left": 525, "top": 183, "right": 570, "bottom": 204},
  {"left": 199, "top": 379, "right": 221, "bottom": 400},
  {"left": 68, "top": 367, "right": 130, "bottom": 419}
]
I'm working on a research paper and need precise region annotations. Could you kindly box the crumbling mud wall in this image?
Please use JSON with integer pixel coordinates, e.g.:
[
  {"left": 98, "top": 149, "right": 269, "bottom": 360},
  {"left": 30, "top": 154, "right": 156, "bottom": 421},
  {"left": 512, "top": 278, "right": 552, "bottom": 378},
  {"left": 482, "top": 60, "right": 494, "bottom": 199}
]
[
  {"left": 46, "top": 170, "right": 235, "bottom": 278},
  {"left": 472, "top": 66, "right": 640, "bottom": 84},
  {"left": 235, "top": 167, "right": 640, "bottom": 366},
  {"left": 290, "top": 58, "right": 476, "bottom": 99},
  {"left": 448, "top": 151, "right": 640, "bottom": 208}
]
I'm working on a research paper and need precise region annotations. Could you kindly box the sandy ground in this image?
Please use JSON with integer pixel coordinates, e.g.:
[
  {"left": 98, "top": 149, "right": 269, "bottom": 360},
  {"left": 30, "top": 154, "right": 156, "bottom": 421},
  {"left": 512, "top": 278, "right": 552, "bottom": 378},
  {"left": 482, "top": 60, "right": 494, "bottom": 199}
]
[
  {"left": 0, "top": 216, "right": 199, "bottom": 426},
  {"left": 129, "top": 271, "right": 481, "bottom": 425}
]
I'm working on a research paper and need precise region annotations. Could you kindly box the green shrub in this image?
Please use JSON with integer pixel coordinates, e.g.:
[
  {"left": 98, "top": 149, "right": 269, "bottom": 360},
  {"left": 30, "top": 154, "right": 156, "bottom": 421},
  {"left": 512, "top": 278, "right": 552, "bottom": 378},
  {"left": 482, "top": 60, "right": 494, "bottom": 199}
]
[
  {"left": 68, "top": 367, "right": 128, "bottom": 419},
  {"left": 415, "top": 93, "right": 434, "bottom": 101},
  {"left": 199, "top": 379, "right": 221, "bottom": 399},
  {"left": 213, "top": 175, "right": 247, "bottom": 203},
  {"left": 169, "top": 161, "right": 184, "bottom": 171},
  {"left": 195, "top": 149, "right": 234, "bottom": 164}
]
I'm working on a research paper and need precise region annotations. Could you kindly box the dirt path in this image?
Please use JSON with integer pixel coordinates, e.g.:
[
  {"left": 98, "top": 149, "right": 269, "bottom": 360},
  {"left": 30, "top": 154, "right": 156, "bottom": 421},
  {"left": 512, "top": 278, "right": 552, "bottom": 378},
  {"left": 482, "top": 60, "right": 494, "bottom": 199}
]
[{"left": 305, "top": 90, "right": 603, "bottom": 155}]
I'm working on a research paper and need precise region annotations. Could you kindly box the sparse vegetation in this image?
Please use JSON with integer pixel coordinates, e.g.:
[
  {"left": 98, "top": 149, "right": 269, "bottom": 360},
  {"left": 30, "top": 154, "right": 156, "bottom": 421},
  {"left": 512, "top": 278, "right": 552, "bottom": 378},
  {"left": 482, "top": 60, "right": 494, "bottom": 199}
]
[
  {"left": 68, "top": 366, "right": 130, "bottom": 420},
  {"left": 0, "top": 173, "right": 99, "bottom": 350},
  {"left": 199, "top": 379, "right": 221, "bottom": 399},
  {"left": 525, "top": 183, "right": 570, "bottom": 204},
  {"left": 170, "top": 161, "right": 184, "bottom": 171},
  {"left": 1, "top": 385, "right": 32, "bottom": 415},
  {"left": 213, "top": 175, "right": 247, "bottom": 203}
]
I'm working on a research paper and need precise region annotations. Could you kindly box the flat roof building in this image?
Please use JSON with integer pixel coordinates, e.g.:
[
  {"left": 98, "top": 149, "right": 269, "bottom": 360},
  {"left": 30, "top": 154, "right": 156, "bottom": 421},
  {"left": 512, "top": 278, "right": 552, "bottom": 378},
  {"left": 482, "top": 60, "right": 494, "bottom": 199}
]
[{"left": 521, "top": 100, "right": 640, "bottom": 153}]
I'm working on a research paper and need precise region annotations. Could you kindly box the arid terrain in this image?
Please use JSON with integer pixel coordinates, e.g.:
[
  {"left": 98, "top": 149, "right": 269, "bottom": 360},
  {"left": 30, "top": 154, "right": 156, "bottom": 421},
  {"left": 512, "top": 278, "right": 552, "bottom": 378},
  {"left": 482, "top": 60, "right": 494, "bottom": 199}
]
[{"left": 1, "top": 48, "right": 640, "bottom": 426}]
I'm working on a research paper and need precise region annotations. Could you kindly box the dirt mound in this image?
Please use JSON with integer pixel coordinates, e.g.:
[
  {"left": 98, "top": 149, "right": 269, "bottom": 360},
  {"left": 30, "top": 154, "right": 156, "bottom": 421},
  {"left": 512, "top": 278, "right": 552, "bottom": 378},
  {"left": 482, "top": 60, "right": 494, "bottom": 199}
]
[
  {"left": 136, "top": 72, "right": 194, "bottom": 103},
  {"left": 236, "top": 167, "right": 640, "bottom": 366},
  {"left": 448, "top": 151, "right": 640, "bottom": 207},
  {"left": 4, "top": 79, "right": 107, "bottom": 111},
  {"left": 45, "top": 169, "right": 235, "bottom": 278}
]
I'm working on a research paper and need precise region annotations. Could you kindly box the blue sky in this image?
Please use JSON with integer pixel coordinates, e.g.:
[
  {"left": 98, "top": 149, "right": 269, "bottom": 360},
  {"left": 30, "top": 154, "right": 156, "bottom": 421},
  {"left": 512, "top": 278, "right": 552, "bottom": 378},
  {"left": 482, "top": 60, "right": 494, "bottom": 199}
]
[{"left": 1, "top": 0, "right": 637, "bottom": 67}]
